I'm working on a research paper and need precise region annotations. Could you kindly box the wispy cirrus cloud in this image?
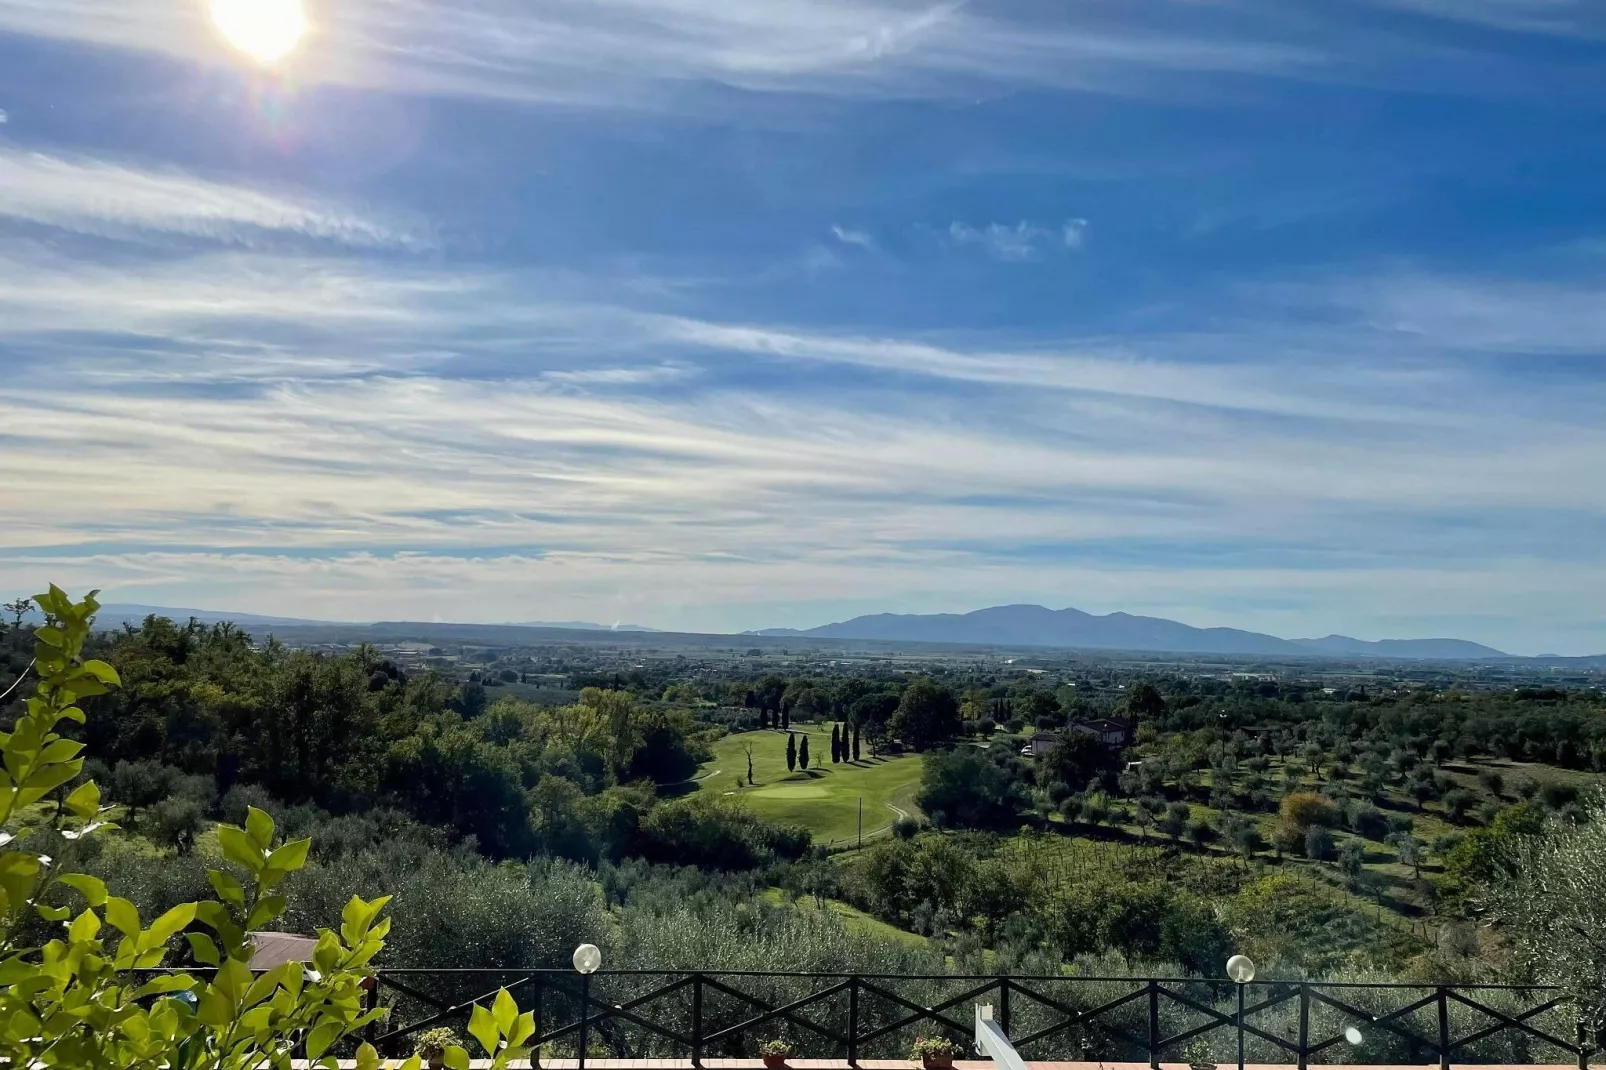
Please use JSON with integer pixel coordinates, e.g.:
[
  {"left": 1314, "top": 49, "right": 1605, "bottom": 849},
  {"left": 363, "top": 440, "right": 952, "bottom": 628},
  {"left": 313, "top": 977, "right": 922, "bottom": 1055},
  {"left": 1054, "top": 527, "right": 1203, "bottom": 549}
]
[
  {"left": 830, "top": 224, "right": 875, "bottom": 250},
  {"left": 0, "top": 0, "right": 1320, "bottom": 107},
  {"left": 4, "top": 229, "right": 1606, "bottom": 649},
  {"left": 947, "top": 218, "right": 1087, "bottom": 261},
  {"left": 0, "top": 146, "right": 427, "bottom": 249}
]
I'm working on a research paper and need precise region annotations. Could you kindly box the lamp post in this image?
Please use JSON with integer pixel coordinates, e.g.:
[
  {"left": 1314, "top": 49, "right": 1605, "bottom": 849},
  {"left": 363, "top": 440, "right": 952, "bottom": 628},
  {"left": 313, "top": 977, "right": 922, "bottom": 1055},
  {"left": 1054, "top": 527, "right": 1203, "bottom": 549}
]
[
  {"left": 574, "top": 944, "right": 601, "bottom": 1070},
  {"left": 1226, "top": 955, "right": 1256, "bottom": 1070}
]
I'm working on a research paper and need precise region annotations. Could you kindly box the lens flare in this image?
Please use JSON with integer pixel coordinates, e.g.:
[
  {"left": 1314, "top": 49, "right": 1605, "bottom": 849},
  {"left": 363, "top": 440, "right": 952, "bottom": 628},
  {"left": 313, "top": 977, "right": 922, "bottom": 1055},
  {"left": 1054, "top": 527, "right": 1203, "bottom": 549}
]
[{"left": 210, "top": 0, "right": 306, "bottom": 64}]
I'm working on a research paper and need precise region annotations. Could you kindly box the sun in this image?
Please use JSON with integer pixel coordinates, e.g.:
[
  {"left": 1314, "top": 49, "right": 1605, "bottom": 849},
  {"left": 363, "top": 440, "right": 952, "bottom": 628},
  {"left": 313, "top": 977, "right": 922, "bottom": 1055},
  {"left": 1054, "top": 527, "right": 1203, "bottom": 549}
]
[{"left": 210, "top": 0, "right": 306, "bottom": 65}]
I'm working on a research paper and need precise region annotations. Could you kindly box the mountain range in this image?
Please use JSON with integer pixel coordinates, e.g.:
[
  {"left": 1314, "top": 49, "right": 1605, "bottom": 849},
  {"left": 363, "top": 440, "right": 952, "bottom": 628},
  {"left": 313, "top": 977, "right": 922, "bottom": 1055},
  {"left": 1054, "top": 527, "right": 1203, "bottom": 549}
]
[
  {"left": 19, "top": 600, "right": 1517, "bottom": 660},
  {"left": 753, "top": 604, "right": 1509, "bottom": 660}
]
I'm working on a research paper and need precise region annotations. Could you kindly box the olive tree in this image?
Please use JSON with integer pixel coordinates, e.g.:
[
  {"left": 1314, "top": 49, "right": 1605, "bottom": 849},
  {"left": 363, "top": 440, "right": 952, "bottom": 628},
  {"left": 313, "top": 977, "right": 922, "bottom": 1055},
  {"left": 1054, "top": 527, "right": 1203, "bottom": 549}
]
[{"left": 1488, "top": 792, "right": 1606, "bottom": 1034}]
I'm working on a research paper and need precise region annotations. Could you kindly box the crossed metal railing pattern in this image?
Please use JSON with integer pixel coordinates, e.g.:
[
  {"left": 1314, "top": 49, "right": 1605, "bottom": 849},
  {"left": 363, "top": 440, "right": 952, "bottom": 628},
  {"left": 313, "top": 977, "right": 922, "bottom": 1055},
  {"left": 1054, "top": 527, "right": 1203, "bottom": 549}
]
[{"left": 362, "top": 971, "right": 1592, "bottom": 1068}]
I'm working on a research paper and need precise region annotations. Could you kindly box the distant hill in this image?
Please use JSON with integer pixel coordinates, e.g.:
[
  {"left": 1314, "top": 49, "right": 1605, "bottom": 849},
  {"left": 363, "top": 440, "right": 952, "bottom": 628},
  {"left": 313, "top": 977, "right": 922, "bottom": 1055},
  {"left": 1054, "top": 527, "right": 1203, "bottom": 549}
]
[
  {"left": 510, "top": 620, "right": 660, "bottom": 633},
  {"left": 759, "top": 604, "right": 1511, "bottom": 660},
  {"left": 82, "top": 604, "right": 351, "bottom": 628},
  {"left": 1292, "top": 634, "right": 1507, "bottom": 659}
]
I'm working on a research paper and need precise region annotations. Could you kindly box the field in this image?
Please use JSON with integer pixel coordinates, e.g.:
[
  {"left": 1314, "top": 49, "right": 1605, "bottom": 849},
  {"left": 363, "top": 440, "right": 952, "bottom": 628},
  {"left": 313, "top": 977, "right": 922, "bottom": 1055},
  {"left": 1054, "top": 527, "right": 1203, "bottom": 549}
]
[{"left": 694, "top": 725, "right": 925, "bottom": 847}]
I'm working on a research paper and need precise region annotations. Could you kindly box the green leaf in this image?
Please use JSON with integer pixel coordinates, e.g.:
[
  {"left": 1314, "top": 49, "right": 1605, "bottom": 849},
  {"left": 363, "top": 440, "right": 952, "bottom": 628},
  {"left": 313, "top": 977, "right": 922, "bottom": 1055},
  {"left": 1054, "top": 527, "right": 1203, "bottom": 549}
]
[
  {"left": 266, "top": 837, "right": 310, "bottom": 873},
  {"left": 80, "top": 660, "right": 121, "bottom": 686},
  {"left": 133, "top": 975, "right": 199, "bottom": 998},
  {"left": 59, "top": 873, "right": 106, "bottom": 907},
  {"left": 305, "top": 1021, "right": 343, "bottom": 1060},
  {"left": 247, "top": 894, "right": 287, "bottom": 931},
  {"left": 67, "top": 907, "right": 101, "bottom": 943},
  {"left": 38, "top": 738, "right": 84, "bottom": 764},
  {"left": 34, "top": 625, "right": 65, "bottom": 649},
  {"left": 493, "top": 987, "right": 518, "bottom": 1036},
  {"left": 468, "top": 1003, "right": 500, "bottom": 1056},
  {"left": 443, "top": 1047, "right": 470, "bottom": 1070},
  {"left": 63, "top": 780, "right": 101, "bottom": 821},
  {"left": 144, "top": 901, "right": 198, "bottom": 946},
  {"left": 217, "top": 825, "right": 265, "bottom": 873},
  {"left": 185, "top": 932, "right": 221, "bottom": 966},
  {"left": 104, "top": 896, "right": 140, "bottom": 938},
  {"left": 208, "top": 870, "right": 246, "bottom": 909},
  {"left": 34, "top": 903, "right": 70, "bottom": 922},
  {"left": 213, "top": 955, "right": 252, "bottom": 1002},
  {"left": 197, "top": 987, "right": 233, "bottom": 1028},
  {"left": 356, "top": 1042, "right": 381, "bottom": 1070},
  {"left": 245, "top": 806, "right": 275, "bottom": 851}
]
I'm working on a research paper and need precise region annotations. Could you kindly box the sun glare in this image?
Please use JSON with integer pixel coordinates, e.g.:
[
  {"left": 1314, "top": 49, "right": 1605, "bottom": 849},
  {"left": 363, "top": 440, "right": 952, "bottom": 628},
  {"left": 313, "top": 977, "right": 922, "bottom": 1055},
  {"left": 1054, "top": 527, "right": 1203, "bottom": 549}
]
[{"left": 210, "top": 0, "right": 306, "bottom": 65}]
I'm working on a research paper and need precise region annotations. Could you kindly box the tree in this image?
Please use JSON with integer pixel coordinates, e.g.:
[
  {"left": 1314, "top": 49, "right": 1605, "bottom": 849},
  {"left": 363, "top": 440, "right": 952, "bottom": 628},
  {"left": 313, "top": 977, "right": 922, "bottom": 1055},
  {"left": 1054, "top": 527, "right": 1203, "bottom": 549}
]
[
  {"left": 1389, "top": 832, "right": 1424, "bottom": 879},
  {"left": 915, "top": 749, "right": 1026, "bottom": 829},
  {"left": 1126, "top": 682, "right": 1167, "bottom": 722},
  {"left": 1444, "top": 787, "right": 1476, "bottom": 823},
  {"left": 1489, "top": 794, "right": 1606, "bottom": 1034},
  {"left": 1305, "top": 824, "right": 1336, "bottom": 861},
  {"left": 781, "top": 703, "right": 791, "bottom": 730},
  {"left": 0, "top": 586, "right": 496, "bottom": 1070},
  {"left": 741, "top": 741, "right": 755, "bottom": 785},
  {"left": 852, "top": 724, "right": 861, "bottom": 761},
  {"left": 786, "top": 732, "right": 797, "bottom": 772},
  {"left": 1338, "top": 837, "right": 1367, "bottom": 887},
  {"left": 1160, "top": 802, "right": 1190, "bottom": 844},
  {"left": 891, "top": 680, "right": 961, "bottom": 750},
  {"left": 1042, "top": 731, "right": 1119, "bottom": 791},
  {"left": 1135, "top": 797, "right": 1162, "bottom": 840},
  {"left": 2, "top": 597, "right": 30, "bottom": 635},
  {"left": 151, "top": 794, "right": 206, "bottom": 854},
  {"left": 799, "top": 734, "right": 811, "bottom": 770},
  {"left": 1478, "top": 769, "right": 1505, "bottom": 798},
  {"left": 831, "top": 724, "right": 842, "bottom": 763},
  {"left": 1188, "top": 819, "right": 1217, "bottom": 852}
]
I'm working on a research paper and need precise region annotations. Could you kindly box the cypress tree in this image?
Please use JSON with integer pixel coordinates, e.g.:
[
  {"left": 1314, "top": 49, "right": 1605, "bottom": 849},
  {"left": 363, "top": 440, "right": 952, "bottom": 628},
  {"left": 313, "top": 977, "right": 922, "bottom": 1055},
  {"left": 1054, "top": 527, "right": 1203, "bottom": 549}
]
[
  {"left": 781, "top": 703, "right": 791, "bottom": 730},
  {"left": 852, "top": 724, "right": 861, "bottom": 761},
  {"left": 799, "top": 734, "right": 810, "bottom": 770},
  {"left": 758, "top": 707, "right": 768, "bottom": 729},
  {"left": 786, "top": 733, "right": 797, "bottom": 772},
  {"left": 831, "top": 724, "right": 841, "bottom": 763}
]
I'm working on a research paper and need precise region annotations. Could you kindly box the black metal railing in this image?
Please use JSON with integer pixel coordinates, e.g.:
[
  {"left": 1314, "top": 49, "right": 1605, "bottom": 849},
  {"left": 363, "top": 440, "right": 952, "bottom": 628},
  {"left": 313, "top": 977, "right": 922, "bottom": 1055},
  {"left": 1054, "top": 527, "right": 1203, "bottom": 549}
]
[{"left": 364, "top": 970, "right": 1592, "bottom": 1067}]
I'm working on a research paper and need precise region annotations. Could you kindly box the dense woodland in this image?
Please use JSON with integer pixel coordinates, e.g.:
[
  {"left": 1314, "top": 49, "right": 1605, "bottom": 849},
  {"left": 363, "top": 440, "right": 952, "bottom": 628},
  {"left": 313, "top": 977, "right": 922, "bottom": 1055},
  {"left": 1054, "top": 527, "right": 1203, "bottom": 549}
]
[{"left": 2, "top": 606, "right": 1605, "bottom": 997}]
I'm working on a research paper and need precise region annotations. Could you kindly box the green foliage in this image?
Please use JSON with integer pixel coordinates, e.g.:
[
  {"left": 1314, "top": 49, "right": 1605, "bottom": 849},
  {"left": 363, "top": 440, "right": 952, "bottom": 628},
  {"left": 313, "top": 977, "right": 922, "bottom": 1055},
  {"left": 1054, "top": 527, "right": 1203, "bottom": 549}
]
[
  {"left": 891, "top": 680, "right": 961, "bottom": 751},
  {"left": 0, "top": 587, "right": 398, "bottom": 1070},
  {"left": 915, "top": 748, "right": 1026, "bottom": 829}
]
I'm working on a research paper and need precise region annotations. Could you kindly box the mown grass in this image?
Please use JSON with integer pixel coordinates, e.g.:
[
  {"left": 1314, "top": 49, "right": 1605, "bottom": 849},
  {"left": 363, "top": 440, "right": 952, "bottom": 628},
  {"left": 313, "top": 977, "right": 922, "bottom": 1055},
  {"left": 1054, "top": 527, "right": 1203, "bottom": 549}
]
[{"left": 695, "top": 725, "right": 925, "bottom": 846}]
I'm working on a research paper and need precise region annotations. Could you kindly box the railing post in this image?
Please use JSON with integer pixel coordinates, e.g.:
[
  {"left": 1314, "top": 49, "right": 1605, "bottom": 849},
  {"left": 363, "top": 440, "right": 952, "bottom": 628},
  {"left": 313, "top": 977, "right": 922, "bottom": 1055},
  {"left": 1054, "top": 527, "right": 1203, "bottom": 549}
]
[
  {"left": 362, "top": 975, "right": 379, "bottom": 1047},
  {"left": 692, "top": 973, "right": 704, "bottom": 1069},
  {"left": 1148, "top": 980, "right": 1161, "bottom": 1070},
  {"left": 532, "top": 978, "right": 543, "bottom": 1070},
  {"left": 1577, "top": 1021, "right": 1590, "bottom": 1070},
  {"left": 1297, "top": 984, "right": 1308, "bottom": 1070},
  {"left": 1000, "top": 977, "right": 1011, "bottom": 1039},
  {"left": 1437, "top": 985, "right": 1450, "bottom": 1070},
  {"left": 848, "top": 975, "right": 860, "bottom": 1068},
  {"left": 579, "top": 973, "right": 591, "bottom": 1070},
  {"left": 1237, "top": 983, "right": 1246, "bottom": 1070}
]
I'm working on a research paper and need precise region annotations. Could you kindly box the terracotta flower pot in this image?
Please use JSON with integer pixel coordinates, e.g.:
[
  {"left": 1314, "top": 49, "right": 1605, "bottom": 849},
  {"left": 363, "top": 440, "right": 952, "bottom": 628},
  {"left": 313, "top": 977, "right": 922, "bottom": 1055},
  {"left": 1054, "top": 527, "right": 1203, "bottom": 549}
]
[
  {"left": 763, "top": 1055, "right": 789, "bottom": 1069},
  {"left": 922, "top": 1056, "right": 954, "bottom": 1069}
]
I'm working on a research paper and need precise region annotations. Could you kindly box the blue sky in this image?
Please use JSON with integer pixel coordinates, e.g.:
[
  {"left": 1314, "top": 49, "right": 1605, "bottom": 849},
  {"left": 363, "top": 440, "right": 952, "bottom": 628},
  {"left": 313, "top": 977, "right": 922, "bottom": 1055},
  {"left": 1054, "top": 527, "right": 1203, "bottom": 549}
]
[{"left": 2, "top": 0, "right": 1606, "bottom": 653}]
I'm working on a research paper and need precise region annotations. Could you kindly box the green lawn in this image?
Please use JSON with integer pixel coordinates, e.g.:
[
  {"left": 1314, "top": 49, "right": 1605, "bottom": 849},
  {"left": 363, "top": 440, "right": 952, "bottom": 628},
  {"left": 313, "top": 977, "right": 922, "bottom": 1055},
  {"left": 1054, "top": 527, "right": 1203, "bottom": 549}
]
[{"left": 695, "top": 725, "right": 925, "bottom": 847}]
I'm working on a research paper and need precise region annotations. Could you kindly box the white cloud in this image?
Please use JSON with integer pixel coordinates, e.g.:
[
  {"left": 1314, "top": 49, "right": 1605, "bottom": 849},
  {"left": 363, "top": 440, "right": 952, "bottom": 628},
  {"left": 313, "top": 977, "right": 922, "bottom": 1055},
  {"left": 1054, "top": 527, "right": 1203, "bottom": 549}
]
[
  {"left": 948, "top": 219, "right": 1087, "bottom": 260},
  {"left": 830, "top": 224, "right": 875, "bottom": 250},
  {"left": 0, "top": 0, "right": 1319, "bottom": 107},
  {"left": 0, "top": 146, "right": 426, "bottom": 249},
  {"left": 5, "top": 241, "right": 1606, "bottom": 651}
]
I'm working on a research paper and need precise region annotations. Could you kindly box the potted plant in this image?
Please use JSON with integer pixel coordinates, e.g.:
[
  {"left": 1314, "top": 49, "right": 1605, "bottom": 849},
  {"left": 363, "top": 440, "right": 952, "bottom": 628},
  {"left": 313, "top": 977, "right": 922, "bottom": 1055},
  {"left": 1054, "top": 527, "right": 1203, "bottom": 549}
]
[
  {"left": 760, "top": 1038, "right": 795, "bottom": 1068},
  {"left": 910, "top": 1035, "right": 965, "bottom": 1069},
  {"left": 414, "top": 1027, "right": 463, "bottom": 1070},
  {"left": 1183, "top": 1039, "right": 1217, "bottom": 1070}
]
